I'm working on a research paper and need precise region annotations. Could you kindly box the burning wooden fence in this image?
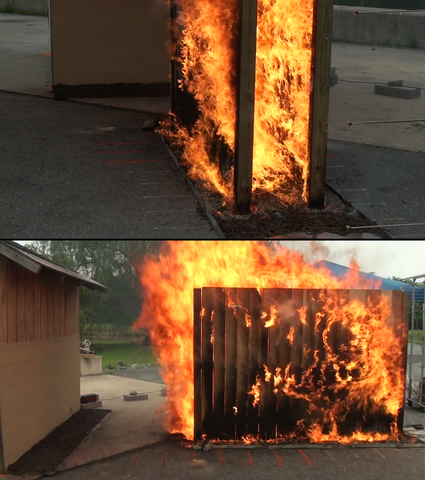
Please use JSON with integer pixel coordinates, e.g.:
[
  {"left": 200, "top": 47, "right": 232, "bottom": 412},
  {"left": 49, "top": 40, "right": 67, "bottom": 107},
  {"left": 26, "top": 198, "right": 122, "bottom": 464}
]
[
  {"left": 193, "top": 288, "right": 409, "bottom": 443},
  {"left": 171, "top": 0, "right": 334, "bottom": 212}
]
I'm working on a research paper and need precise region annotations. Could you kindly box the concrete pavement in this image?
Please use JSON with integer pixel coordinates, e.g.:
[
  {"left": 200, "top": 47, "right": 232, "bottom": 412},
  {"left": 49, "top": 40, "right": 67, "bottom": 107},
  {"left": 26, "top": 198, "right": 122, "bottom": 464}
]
[
  {"left": 0, "top": 13, "right": 51, "bottom": 96},
  {"left": 0, "top": 91, "right": 218, "bottom": 238},
  {"left": 49, "top": 437, "right": 425, "bottom": 480}
]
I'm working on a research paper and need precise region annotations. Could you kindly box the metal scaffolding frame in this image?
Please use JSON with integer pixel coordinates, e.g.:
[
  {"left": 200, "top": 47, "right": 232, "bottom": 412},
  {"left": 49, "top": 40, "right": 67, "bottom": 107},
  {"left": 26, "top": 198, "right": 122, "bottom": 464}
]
[{"left": 401, "top": 274, "right": 425, "bottom": 412}]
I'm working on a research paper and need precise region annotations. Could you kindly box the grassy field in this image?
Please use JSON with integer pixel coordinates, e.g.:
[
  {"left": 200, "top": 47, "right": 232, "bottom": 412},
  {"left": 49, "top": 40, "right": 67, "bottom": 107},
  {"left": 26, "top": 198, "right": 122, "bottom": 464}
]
[
  {"left": 409, "top": 330, "right": 424, "bottom": 345},
  {"left": 90, "top": 338, "right": 157, "bottom": 369}
]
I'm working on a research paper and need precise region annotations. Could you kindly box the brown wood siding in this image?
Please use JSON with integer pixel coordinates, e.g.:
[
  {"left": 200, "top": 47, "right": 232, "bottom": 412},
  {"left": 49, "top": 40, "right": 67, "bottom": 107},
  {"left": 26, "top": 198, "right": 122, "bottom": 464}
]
[
  {"left": 0, "top": 257, "right": 80, "bottom": 344},
  {"left": 0, "top": 335, "right": 80, "bottom": 469},
  {"left": 50, "top": 0, "right": 170, "bottom": 86}
]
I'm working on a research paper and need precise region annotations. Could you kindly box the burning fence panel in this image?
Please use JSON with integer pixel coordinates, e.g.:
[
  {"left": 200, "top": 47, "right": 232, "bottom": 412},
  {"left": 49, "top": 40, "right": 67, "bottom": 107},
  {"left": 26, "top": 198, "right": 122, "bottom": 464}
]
[{"left": 193, "top": 287, "right": 409, "bottom": 444}]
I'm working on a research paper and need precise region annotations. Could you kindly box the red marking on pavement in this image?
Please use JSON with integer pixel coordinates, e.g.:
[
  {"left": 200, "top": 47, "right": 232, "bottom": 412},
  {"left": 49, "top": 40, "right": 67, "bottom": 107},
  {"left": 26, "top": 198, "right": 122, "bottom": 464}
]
[
  {"left": 219, "top": 450, "right": 225, "bottom": 466},
  {"left": 74, "top": 446, "right": 89, "bottom": 465},
  {"left": 298, "top": 449, "right": 312, "bottom": 466},
  {"left": 43, "top": 52, "right": 51, "bottom": 57},
  {"left": 149, "top": 419, "right": 155, "bottom": 429},
  {"left": 98, "top": 150, "right": 162, "bottom": 154},
  {"left": 108, "top": 448, "right": 115, "bottom": 457},
  {"left": 247, "top": 451, "right": 253, "bottom": 466},
  {"left": 101, "top": 142, "right": 161, "bottom": 146},
  {"left": 102, "top": 160, "right": 168, "bottom": 164},
  {"left": 127, "top": 419, "right": 134, "bottom": 429},
  {"left": 132, "top": 453, "right": 140, "bottom": 467},
  {"left": 191, "top": 450, "right": 195, "bottom": 466},
  {"left": 162, "top": 452, "right": 168, "bottom": 467},
  {"left": 273, "top": 450, "right": 283, "bottom": 467}
]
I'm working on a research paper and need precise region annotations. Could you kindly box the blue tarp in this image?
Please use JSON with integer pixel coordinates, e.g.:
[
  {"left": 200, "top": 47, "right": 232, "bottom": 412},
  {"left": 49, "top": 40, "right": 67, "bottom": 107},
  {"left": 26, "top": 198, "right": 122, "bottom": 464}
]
[{"left": 316, "top": 260, "right": 424, "bottom": 303}]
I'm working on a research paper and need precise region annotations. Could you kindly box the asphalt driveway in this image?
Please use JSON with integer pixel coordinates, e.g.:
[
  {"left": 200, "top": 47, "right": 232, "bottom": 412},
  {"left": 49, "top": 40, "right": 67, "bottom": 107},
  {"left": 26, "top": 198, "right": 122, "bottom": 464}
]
[
  {"left": 0, "top": 91, "right": 218, "bottom": 238},
  {"left": 51, "top": 438, "right": 425, "bottom": 480}
]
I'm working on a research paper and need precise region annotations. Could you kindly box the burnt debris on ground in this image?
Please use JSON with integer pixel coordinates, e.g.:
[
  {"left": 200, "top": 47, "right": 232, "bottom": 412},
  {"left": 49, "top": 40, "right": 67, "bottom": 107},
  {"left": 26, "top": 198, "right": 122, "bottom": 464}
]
[
  {"left": 7, "top": 409, "right": 110, "bottom": 476},
  {"left": 160, "top": 127, "right": 389, "bottom": 240}
]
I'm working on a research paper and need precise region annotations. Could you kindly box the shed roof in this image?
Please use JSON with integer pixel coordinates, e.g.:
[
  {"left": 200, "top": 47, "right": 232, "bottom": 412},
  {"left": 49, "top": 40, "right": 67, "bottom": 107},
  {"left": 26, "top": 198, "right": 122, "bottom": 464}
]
[
  {"left": 0, "top": 241, "right": 108, "bottom": 293},
  {"left": 316, "top": 260, "right": 424, "bottom": 303}
]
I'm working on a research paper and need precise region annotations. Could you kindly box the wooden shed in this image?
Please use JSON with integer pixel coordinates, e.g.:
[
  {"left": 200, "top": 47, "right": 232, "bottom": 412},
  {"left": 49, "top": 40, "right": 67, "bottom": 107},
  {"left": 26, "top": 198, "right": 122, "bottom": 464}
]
[{"left": 0, "top": 241, "right": 107, "bottom": 473}]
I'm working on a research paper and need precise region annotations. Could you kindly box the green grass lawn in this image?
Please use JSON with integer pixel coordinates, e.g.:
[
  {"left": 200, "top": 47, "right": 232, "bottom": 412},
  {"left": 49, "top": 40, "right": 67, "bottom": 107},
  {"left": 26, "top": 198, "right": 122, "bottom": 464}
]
[
  {"left": 90, "top": 339, "right": 157, "bottom": 369},
  {"left": 408, "top": 330, "right": 424, "bottom": 345}
]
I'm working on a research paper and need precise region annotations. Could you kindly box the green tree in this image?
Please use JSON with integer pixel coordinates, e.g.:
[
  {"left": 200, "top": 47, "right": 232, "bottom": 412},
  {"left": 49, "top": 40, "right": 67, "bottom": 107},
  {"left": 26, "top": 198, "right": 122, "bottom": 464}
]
[{"left": 25, "top": 241, "right": 162, "bottom": 338}]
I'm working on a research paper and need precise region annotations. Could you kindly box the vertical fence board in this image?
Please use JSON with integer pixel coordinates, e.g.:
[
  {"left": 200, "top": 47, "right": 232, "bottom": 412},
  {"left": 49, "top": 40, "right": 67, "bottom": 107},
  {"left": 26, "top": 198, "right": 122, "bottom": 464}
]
[
  {"left": 213, "top": 288, "right": 226, "bottom": 438},
  {"left": 224, "top": 288, "right": 238, "bottom": 439},
  {"left": 0, "top": 256, "right": 8, "bottom": 343},
  {"left": 25, "top": 270, "right": 34, "bottom": 342},
  {"left": 236, "top": 288, "right": 250, "bottom": 437},
  {"left": 276, "top": 289, "right": 293, "bottom": 436},
  {"left": 247, "top": 289, "right": 261, "bottom": 436},
  {"left": 74, "top": 285, "right": 80, "bottom": 335},
  {"left": 201, "top": 288, "right": 214, "bottom": 436},
  {"left": 193, "top": 288, "right": 202, "bottom": 442}
]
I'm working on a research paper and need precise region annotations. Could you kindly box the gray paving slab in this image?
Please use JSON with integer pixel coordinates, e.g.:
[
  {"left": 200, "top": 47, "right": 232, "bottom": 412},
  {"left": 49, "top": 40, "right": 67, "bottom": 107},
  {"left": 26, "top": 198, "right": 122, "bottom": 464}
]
[
  {"left": 0, "top": 13, "right": 51, "bottom": 96},
  {"left": 0, "top": 91, "right": 218, "bottom": 238},
  {"left": 326, "top": 140, "right": 425, "bottom": 239}
]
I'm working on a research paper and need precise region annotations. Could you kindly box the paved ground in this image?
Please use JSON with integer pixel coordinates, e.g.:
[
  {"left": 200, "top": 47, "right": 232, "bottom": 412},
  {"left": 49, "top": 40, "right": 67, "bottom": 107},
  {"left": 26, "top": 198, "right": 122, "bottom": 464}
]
[
  {"left": 326, "top": 141, "right": 425, "bottom": 239},
  {"left": 49, "top": 438, "right": 425, "bottom": 480},
  {"left": 0, "top": 13, "right": 51, "bottom": 96},
  {"left": 0, "top": 91, "right": 218, "bottom": 238},
  {"left": 329, "top": 43, "right": 425, "bottom": 153}
]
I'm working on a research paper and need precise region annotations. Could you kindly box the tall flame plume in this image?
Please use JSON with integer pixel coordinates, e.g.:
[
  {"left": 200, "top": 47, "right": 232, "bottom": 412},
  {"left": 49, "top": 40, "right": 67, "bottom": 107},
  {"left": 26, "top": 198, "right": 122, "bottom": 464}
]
[
  {"left": 171, "top": 0, "right": 315, "bottom": 203},
  {"left": 133, "top": 241, "right": 406, "bottom": 443}
]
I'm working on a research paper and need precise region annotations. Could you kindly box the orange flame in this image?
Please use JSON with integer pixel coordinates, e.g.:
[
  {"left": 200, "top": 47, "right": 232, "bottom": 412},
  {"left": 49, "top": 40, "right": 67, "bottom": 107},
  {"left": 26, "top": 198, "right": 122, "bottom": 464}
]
[
  {"left": 133, "top": 241, "right": 401, "bottom": 443},
  {"left": 171, "top": 0, "right": 315, "bottom": 204},
  {"left": 287, "top": 326, "right": 295, "bottom": 344},
  {"left": 249, "top": 375, "right": 262, "bottom": 407}
]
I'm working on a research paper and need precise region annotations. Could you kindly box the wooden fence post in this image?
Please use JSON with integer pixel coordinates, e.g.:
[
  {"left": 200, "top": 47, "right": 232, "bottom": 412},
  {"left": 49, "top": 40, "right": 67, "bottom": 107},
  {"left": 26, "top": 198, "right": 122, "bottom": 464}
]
[
  {"left": 170, "top": 0, "right": 178, "bottom": 115},
  {"left": 308, "top": 0, "right": 334, "bottom": 209},
  {"left": 234, "top": 0, "right": 258, "bottom": 214}
]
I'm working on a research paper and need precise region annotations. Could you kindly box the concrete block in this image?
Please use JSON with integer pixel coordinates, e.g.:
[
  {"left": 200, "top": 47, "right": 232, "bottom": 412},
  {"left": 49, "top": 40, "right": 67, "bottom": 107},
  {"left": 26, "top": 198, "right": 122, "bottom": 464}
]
[
  {"left": 374, "top": 84, "right": 421, "bottom": 100},
  {"left": 124, "top": 393, "right": 149, "bottom": 402},
  {"left": 330, "top": 75, "right": 338, "bottom": 87},
  {"left": 81, "top": 400, "right": 103, "bottom": 409},
  {"left": 161, "top": 387, "right": 167, "bottom": 397},
  {"left": 330, "top": 66, "right": 336, "bottom": 77},
  {"left": 80, "top": 355, "right": 103, "bottom": 376}
]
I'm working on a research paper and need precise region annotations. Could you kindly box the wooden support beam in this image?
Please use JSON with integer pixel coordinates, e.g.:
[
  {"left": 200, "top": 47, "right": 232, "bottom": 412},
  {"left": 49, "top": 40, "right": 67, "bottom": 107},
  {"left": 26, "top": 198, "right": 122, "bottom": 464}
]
[
  {"left": 308, "top": 0, "right": 334, "bottom": 209},
  {"left": 170, "top": 0, "right": 178, "bottom": 115},
  {"left": 234, "top": 0, "right": 258, "bottom": 214}
]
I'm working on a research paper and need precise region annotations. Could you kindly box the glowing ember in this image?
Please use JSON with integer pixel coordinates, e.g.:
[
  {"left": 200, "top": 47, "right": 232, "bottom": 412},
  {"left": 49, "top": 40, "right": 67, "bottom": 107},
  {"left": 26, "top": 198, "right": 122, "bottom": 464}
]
[
  {"left": 133, "top": 241, "right": 405, "bottom": 443},
  {"left": 169, "top": 0, "right": 315, "bottom": 204}
]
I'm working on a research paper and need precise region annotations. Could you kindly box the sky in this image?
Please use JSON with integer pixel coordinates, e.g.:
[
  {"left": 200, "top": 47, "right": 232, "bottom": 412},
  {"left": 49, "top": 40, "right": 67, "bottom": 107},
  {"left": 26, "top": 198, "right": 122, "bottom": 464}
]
[{"left": 279, "top": 241, "right": 425, "bottom": 280}]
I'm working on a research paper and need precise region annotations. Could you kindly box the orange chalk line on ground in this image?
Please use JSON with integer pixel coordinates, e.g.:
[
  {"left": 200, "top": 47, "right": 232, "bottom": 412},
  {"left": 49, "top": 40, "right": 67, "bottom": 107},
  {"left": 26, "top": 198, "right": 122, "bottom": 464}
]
[
  {"left": 149, "top": 419, "right": 155, "bottom": 429},
  {"left": 298, "top": 449, "right": 312, "bottom": 466},
  {"left": 219, "top": 450, "right": 226, "bottom": 466},
  {"left": 102, "top": 160, "right": 168, "bottom": 164},
  {"left": 74, "top": 446, "right": 89, "bottom": 465},
  {"left": 273, "top": 450, "right": 283, "bottom": 467},
  {"left": 132, "top": 453, "right": 141, "bottom": 467},
  {"left": 247, "top": 451, "right": 253, "bottom": 466},
  {"left": 127, "top": 419, "right": 134, "bottom": 429},
  {"left": 162, "top": 452, "right": 168, "bottom": 467},
  {"left": 108, "top": 449, "right": 115, "bottom": 457}
]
